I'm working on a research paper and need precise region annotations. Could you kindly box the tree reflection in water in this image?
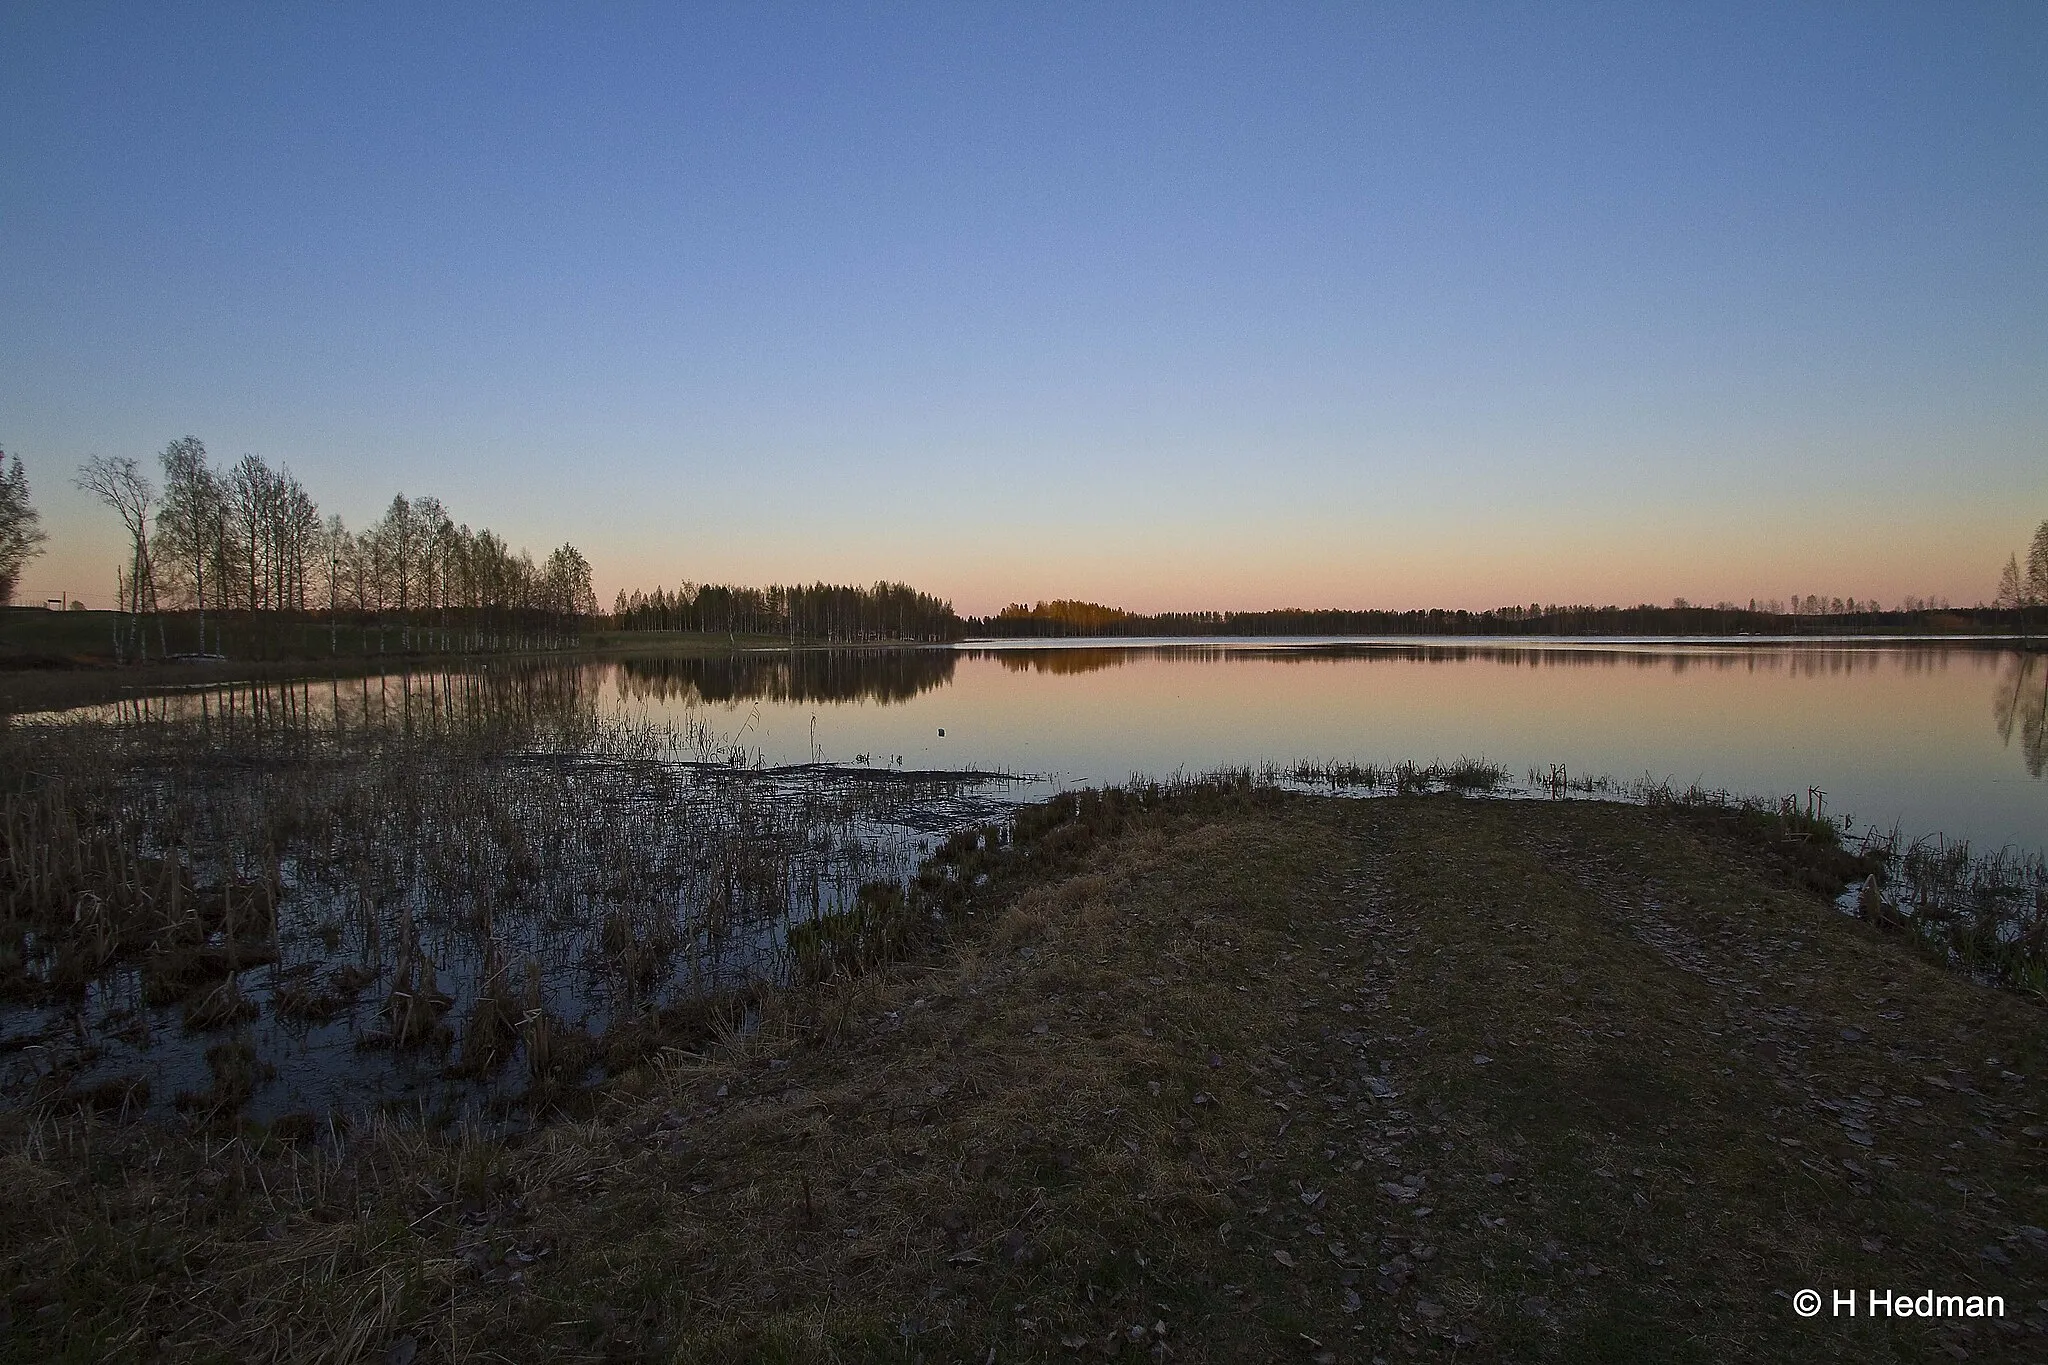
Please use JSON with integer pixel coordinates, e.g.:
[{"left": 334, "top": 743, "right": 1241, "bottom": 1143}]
[
  {"left": 614, "top": 648, "right": 956, "bottom": 706},
  {"left": 1992, "top": 652, "right": 2048, "bottom": 778}
]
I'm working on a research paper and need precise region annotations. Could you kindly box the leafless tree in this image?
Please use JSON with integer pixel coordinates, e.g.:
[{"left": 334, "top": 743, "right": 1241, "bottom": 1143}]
[
  {"left": 275, "top": 472, "right": 320, "bottom": 610},
  {"left": 320, "top": 513, "right": 349, "bottom": 649},
  {"left": 224, "top": 454, "right": 277, "bottom": 611},
  {"left": 154, "top": 436, "right": 221, "bottom": 648},
  {"left": 1998, "top": 554, "right": 2024, "bottom": 611},
  {"left": 2028, "top": 520, "right": 2048, "bottom": 610},
  {"left": 75, "top": 455, "right": 163, "bottom": 659}
]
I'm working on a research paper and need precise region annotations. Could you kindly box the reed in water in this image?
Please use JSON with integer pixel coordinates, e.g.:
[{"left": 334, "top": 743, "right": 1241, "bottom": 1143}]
[{"left": 0, "top": 675, "right": 1004, "bottom": 1123}]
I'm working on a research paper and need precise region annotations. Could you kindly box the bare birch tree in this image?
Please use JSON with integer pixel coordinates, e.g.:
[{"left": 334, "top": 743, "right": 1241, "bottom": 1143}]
[
  {"left": 320, "top": 514, "right": 349, "bottom": 651},
  {"left": 76, "top": 455, "right": 163, "bottom": 658},
  {"left": 154, "top": 436, "right": 221, "bottom": 647}
]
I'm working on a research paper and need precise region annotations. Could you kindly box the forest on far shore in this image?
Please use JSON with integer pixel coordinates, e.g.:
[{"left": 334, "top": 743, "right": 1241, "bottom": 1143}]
[{"left": 965, "top": 597, "right": 2040, "bottom": 640}]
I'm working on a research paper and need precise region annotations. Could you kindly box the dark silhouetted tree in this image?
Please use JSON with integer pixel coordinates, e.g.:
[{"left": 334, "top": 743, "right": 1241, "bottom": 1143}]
[
  {"left": 1997, "top": 554, "right": 2024, "bottom": 611},
  {"left": 76, "top": 455, "right": 163, "bottom": 658},
  {"left": 154, "top": 436, "right": 221, "bottom": 644},
  {"left": 2028, "top": 519, "right": 2048, "bottom": 609},
  {"left": 0, "top": 449, "right": 48, "bottom": 606}
]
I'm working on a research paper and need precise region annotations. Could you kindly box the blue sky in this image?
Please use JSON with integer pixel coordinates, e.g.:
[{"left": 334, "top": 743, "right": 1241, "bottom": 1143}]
[{"left": 4, "top": 2, "right": 2044, "bottom": 612}]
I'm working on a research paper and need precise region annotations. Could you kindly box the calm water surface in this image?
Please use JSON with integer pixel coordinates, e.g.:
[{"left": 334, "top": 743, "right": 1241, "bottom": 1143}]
[
  {"left": 51, "top": 637, "right": 2048, "bottom": 854},
  {"left": 594, "top": 637, "right": 2047, "bottom": 856}
]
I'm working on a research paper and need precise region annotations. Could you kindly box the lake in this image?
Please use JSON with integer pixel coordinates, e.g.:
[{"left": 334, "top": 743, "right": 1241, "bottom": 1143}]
[
  {"left": 591, "top": 637, "right": 2046, "bottom": 858},
  {"left": 42, "top": 636, "right": 2047, "bottom": 856}
]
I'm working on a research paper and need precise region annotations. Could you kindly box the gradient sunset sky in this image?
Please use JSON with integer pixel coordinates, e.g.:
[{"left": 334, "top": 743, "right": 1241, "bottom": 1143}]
[{"left": 4, "top": 3, "right": 2043, "bottom": 615}]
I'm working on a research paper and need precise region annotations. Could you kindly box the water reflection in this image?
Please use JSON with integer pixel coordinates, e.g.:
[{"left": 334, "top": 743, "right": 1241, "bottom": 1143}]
[
  {"left": 986, "top": 648, "right": 1134, "bottom": 675},
  {"left": 27, "top": 639, "right": 2048, "bottom": 848},
  {"left": 614, "top": 647, "right": 956, "bottom": 705},
  {"left": 46, "top": 659, "right": 609, "bottom": 754},
  {"left": 46, "top": 640, "right": 2023, "bottom": 733},
  {"left": 42, "top": 649, "right": 966, "bottom": 743},
  {"left": 1993, "top": 653, "right": 2048, "bottom": 778},
  {"left": 967, "top": 637, "right": 1991, "bottom": 678}
]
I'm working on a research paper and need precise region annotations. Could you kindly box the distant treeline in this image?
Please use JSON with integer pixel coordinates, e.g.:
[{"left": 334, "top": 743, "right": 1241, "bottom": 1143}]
[
  {"left": 971, "top": 598, "right": 2038, "bottom": 639},
  {"left": 610, "top": 581, "right": 963, "bottom": 642}
]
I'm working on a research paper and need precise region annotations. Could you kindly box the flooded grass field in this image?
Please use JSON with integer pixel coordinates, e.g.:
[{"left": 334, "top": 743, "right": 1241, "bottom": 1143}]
[{"left": 0, "top": 663, "right": 1022, "bottom": 1125}]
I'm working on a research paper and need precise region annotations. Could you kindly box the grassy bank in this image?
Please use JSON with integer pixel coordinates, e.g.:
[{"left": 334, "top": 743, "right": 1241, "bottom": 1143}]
[{"left": 4, "top": 788, "right": 2046, "bottom": 1362}]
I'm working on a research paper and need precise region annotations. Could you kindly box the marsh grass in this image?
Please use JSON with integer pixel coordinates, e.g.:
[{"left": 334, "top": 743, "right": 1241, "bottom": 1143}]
[
  {"left": 1852, "top": 830, "right": 2048, "bottom": 995},
  {"left": 1283, "top": 757, "right": 1511, "bottom": 794},
  {"left": 1, "top": 673, "right": 1008, "bottom": 1123},
  {"left": 175, "top": 1036, "right": 273, "bottom": 1115}
]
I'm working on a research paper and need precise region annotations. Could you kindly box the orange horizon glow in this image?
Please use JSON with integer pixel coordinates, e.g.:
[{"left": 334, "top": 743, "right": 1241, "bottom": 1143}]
[{"left": 14, "top": 507, "right": 2028, "bottom": 619}]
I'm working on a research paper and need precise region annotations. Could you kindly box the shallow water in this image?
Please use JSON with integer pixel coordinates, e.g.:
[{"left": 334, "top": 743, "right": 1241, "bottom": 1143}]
[{"left": 1, "top": 674, "right": 1025, "bottom": 1123}]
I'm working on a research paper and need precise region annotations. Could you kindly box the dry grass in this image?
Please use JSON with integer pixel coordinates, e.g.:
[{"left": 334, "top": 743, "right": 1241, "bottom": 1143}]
[{"left": 3, "top": 787, "right": 2045, "bottom": 1362}]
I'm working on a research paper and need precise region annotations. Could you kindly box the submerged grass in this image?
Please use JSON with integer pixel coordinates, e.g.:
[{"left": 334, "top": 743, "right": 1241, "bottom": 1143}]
[
  {"left": 1285, "top": 757, "right": 1511, "bottom": 794},
  {"left": 1858, "top": 833, "right": 2048, "bottom": 996},
  {"left": 2, "top": 783, "right": 2043, "bottom": 1362},
  {"left": 1, "top": 683, "right": 1001, "bottom": 1122}
]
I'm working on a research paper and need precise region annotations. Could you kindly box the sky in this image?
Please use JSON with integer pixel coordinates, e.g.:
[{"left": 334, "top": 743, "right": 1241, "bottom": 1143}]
[{"left": 3, "top": 2, "right": 2044, "bottom": 615}]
